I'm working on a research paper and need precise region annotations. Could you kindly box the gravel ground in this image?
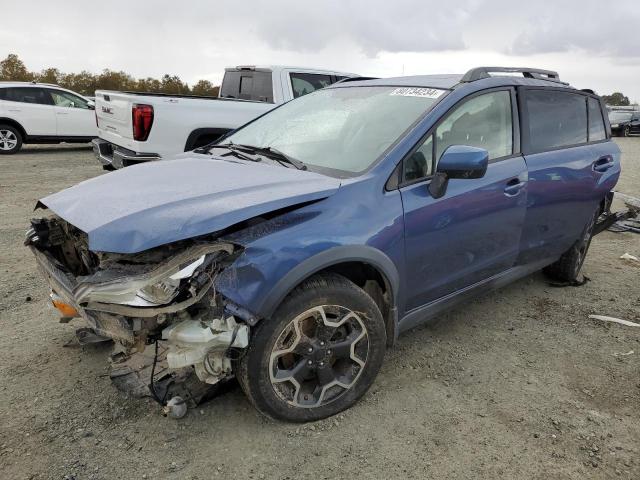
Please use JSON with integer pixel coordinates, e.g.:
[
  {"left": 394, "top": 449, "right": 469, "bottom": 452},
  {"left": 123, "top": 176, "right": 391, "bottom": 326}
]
[{"left": 0, "top": 140, "right": 638, "bottom": 480}]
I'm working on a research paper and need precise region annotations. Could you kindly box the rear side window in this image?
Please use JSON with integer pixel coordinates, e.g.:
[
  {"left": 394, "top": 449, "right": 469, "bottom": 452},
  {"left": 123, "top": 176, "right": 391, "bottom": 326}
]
[
  {"left": 588, "top": 98, "right": 606, "bottom": 142},
  {"left": 220, "top": 71, "right": 273, "bottom": 103},
  {"left": 290, "top": 73, "right": 333, "bottom": 98},
  {"left": 0, "top": 87, "right": 51, "bottom": 105},
  {"left": 524, "top": 90, "right": 587, "bottom": 152}
]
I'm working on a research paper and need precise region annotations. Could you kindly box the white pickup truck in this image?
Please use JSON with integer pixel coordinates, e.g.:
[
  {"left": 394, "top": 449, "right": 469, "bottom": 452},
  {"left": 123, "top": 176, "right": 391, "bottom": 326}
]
[{"left": 92, "top": 65, "right": 357, "bottom": 169}]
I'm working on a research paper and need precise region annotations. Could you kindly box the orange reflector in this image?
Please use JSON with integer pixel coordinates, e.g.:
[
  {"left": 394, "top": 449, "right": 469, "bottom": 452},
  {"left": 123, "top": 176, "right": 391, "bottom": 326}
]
[{"left": 51, "top": 298, "right": 79, "bottom": 318}]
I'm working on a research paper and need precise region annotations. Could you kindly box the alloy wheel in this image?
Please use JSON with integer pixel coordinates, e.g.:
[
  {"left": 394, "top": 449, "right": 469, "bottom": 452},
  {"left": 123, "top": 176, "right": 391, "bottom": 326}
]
[
  {"left": 0, "top": 129, "right": 18, "bottom": 151},
  {"left": 269, "top": 305, "right": 369, "bottom": 408}
]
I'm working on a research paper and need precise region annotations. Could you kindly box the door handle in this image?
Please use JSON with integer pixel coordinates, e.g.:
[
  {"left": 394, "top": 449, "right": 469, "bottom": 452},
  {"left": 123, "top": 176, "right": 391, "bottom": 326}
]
[
  {"left": 8, "top": 108, "right": 21, "bottom": 112},
  {"left": 56, "top": 112, "right": 69, "bottom": 115},
  {"left": 593, "top": 155, "right": 613, "bottom": 173},
  {"left": 504, "top": 178, "right": 526, "bottom": 196}
]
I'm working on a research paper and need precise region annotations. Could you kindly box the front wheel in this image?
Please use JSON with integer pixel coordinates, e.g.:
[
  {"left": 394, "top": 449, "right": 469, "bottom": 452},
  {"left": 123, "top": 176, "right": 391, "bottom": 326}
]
[
  {"left": 623, "top": 125, "right": 631, "bottom": 137},
  {"left": 236, "top": 273, "right": 387, "bottom": 422},
  {"left": 0, "top": 125, "right": 22, "bottom": 154}
]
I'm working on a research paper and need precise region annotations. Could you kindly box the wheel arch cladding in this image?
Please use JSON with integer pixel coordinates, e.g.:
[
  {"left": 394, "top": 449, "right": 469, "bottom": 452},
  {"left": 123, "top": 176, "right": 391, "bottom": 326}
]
[
  {"left": 215, "top": 245, "right": 400, "bottom": 343},
  {"left": 0, "top": 118, "right": 26, "bottom": 138}
]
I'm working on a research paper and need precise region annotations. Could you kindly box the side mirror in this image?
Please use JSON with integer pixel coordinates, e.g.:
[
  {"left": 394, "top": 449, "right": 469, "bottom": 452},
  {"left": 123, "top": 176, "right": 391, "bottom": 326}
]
[
  {"left": 87, "top": 103, "right": 95, "bottom": 110},
  {"left": 428, "top": 145, "right": 489, "bottom": 199}
]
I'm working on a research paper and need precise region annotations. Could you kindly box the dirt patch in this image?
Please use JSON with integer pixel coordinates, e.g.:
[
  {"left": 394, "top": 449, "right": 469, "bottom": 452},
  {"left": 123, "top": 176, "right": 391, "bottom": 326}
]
[{"left": 0, "top": 141, "right": 639, "bottom": 479}]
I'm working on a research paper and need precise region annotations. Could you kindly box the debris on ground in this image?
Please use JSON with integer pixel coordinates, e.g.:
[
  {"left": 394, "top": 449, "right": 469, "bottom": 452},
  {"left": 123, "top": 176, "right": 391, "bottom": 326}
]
[
  {"left": 588, "top": 314, "right": 640, "bottom": 328},
  {"left": 619, "top": 252, "right": 640, "bottom": 265}
]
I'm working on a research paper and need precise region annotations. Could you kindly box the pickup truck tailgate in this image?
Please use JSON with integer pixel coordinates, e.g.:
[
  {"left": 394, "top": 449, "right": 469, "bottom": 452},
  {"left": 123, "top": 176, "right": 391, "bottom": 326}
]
[{"left": 95, "top": 91, "right": 133, "bottom": 140}]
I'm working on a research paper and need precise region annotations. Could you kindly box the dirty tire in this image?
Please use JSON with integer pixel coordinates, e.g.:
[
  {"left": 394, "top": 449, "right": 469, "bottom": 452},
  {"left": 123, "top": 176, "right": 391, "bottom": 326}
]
[
  {"left": 235, "top": 273, "right": 386, "bottom": 422},
  {"left": 0, "top": 124, "right": 22, "bottom": 154},
  {"left": 543, "top": 208, "right": 599, "bottom": 282}
]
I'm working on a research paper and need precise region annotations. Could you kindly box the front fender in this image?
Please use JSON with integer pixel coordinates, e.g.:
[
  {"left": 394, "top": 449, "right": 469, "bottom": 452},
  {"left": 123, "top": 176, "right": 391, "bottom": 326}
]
[{"left": 215, "top": 244, "right": 400, "bottom": 320}]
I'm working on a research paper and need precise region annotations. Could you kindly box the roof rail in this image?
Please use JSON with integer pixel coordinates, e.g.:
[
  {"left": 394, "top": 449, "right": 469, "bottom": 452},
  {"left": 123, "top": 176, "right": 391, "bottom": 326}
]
[
  {"left": 460, "top": 67, "right": 565, "bottom": 84},
  {"left": 334, "top": 76, "right": 379, "bottom": 84}
]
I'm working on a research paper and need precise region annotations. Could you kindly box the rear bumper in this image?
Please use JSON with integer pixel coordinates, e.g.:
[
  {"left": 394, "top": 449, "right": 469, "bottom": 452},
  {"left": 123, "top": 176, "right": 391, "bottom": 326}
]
[{"left": 92, "top": 138, "right": 161, "bottom": 169}]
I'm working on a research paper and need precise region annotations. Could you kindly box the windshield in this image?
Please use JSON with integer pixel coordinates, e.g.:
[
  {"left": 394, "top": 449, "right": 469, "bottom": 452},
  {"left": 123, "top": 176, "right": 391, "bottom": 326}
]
[
  {"left": 609, "top": 112, "right": 633, "bottom": 123},
  {"left": 220, "top": 86, "right": 446, "bottom": 176}
]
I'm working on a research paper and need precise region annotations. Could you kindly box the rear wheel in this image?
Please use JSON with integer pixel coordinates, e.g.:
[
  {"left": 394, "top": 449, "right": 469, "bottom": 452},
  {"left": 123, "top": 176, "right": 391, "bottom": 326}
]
[
  {"left": 0, "top": 125, "right": 22, "bottom": 154},
  {"left": 236, "top": 273, "right": 386, "bottom": 422},
  {"left": 543, "top": 209, "right": 598, "bottom": 282}
]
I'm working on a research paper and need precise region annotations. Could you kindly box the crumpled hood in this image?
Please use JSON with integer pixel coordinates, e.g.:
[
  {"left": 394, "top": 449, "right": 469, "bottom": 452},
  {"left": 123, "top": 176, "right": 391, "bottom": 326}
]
[{"left": 38, "top": 156, "right": 341, "bottom": 253}]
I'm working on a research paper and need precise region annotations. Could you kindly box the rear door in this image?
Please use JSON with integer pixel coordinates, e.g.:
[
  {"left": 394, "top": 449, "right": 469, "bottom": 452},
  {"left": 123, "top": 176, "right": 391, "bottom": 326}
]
[
  {"left": 400, "top": 88, "right": 528, "bottom": 309},
  {"left": 631, "top": 112, "right": 640, "bottom": 134},
  {"left": 517, "top": 88, "right": 617, "bottom": 264},
  {"left": 0, "top": 87, "right": 56, "bottom": 135},
  {"left": 47, "top": 89, "right": 96, "bottom": 137}
]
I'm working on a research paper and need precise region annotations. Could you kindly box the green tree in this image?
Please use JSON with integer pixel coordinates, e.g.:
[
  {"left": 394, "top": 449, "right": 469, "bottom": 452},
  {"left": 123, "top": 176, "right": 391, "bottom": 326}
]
[
  {"left": 191, "top": 79, "right": 219, "bottom": 97},
  {"left": 37, "top": 67, "right": 63, "bottom": 85},
  {"left": 0, "top": 53, "right": 33, "bottom": 81},
  {"left": 60, "top": 71, "right": 98, "bottom": 96},
  {"left": 601, "top": 92, "right": 630, "bottom": 106},
  {"left": 136, "top": 77, "right": 163, "bottom": 92},
  {"left": 160, "top": 74, "right": 190, "bottom": 94}
]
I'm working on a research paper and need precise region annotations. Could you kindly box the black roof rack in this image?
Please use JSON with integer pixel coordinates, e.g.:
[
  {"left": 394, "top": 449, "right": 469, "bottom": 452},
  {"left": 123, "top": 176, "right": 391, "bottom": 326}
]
[{"left": 461, "top": 67, "right": 566, "bottom": 84}]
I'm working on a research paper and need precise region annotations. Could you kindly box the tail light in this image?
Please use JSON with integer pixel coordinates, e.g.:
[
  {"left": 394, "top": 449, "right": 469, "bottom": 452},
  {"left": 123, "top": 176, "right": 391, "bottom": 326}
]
[{"left": 132, "top": 104, "right": 154, "bottom": 141}]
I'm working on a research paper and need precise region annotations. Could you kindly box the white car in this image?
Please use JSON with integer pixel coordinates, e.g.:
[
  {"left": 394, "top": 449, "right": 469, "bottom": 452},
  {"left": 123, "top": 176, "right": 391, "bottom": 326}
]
[
  {"left": 0, "top": 82, "right": 97, "bottom": 154},
  {"left": 93, "top": 65, "right": 358, "bottom": 168}
]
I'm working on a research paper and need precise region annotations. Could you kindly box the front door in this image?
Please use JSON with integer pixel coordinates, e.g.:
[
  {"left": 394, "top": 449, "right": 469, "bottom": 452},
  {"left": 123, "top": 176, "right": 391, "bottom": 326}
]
[
  {"left": 400, "top": 89, "right": 528, "bottom": 311},
  {"left": 47, "top": 89, "right": 96, "bottom": 137}
]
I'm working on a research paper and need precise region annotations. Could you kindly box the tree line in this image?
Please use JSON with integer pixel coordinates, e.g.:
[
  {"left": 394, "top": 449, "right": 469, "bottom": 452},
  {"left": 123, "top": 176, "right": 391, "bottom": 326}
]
[{"left": 0, "top": 53, "right": 219, "bottom": 97}]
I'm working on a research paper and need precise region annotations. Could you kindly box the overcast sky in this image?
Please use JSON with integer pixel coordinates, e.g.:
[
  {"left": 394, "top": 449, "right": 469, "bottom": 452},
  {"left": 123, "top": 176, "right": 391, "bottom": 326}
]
[{"left": 2, "top": 0, "right": 639, "bottom": 101}]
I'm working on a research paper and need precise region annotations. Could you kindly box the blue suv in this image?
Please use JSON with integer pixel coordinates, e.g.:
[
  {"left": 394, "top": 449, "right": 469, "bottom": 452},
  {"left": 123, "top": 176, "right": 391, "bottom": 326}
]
[{"left": 28, "top": 67, "right": 620, "bottom": 422}]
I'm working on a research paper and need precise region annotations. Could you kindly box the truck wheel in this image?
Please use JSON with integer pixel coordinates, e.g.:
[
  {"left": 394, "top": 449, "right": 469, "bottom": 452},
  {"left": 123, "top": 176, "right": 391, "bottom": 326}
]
[
  {"left": 0, "top": 125, "right": 22, "bottom": 154},
  {"left": 543, "top": 209, "right": 598, "bottom": 282},
  {"left": 235, "top": 273, "right": 386, "bottom": 422}
]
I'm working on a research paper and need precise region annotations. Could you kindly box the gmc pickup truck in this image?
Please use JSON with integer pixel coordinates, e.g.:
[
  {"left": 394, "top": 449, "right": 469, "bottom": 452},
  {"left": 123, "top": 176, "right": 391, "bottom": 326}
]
[{"left": 92, "top": 65, "right": 357, "bottom": 169}]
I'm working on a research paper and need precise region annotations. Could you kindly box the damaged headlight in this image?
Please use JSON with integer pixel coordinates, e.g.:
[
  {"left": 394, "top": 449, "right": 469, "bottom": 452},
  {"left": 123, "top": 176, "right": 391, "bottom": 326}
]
[{"left": 75, "top": 255, "right": 207, "bottom": 307}]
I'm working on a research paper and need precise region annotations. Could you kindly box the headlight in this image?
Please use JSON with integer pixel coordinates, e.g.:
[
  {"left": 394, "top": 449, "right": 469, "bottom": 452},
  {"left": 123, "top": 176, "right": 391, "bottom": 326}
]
[
  {"left": 612, "top": 123, "right": 619, "bottom": 128},
  {"left": 75, "top": 255, "right": 206, "bottom": 306}
]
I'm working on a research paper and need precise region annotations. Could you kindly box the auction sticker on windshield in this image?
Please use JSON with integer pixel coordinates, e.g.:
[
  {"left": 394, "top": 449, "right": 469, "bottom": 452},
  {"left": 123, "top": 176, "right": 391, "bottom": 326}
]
[{"left": 390, "top": 87, "right": 445, "bottom": 98}]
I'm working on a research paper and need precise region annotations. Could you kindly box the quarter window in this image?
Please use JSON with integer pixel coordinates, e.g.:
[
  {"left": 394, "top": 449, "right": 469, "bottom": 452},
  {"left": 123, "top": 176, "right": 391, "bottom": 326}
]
[
  {"left": 290, "top": 73, "right": 333, "bottom": 98},
  {"left": 588, "top": 98, "right": 606, "bottom": 142},
  {"left": 525, "top": 90, "right": 587, "bottom": 151}
]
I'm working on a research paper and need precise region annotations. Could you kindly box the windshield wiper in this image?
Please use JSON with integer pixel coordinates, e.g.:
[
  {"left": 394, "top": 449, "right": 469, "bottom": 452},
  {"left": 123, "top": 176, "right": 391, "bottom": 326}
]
[
  {"left": 204, "top": 144, "right": 260, "bottom": 162},
  {"left": 224, "top": 143, "right": 307, "bottom": 170}
]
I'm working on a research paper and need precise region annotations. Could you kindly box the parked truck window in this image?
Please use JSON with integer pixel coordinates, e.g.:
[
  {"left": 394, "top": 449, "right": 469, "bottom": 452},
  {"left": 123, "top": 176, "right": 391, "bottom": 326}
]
[
  {"left": 220, "top": 70, "right": 273, "bottom": 102},
  {"left": 587, "top": 97, "right": 606, "bottom": 142},
  {"left": 525, "top": 90, "right": 588, "bottom": 152},
  {"left": 290, "top": 73, "right": 333, "bottom": 98},
  {"left": 435, "top": 90, "right": 513, "bottom": 161}
]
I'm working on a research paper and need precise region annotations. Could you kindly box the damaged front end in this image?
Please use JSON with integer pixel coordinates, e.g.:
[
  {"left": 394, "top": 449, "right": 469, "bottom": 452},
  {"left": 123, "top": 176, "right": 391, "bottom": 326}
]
[{"left": 26, "top": 215, "right": 250, "bottom": 406}]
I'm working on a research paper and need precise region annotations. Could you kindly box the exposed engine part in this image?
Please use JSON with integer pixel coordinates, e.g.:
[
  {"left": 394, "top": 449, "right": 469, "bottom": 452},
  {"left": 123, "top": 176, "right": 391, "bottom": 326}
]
[
  {"left": 163, "top": 396, "right": 187, "bottom": 419},
  {"left": 162, "top": 316, "right": 249, "bottom": 384}
]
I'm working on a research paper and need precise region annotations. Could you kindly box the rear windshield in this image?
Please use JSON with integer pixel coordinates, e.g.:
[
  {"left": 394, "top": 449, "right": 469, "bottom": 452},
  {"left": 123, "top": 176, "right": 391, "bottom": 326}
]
[{"left": 220, "top": 71, "right": 273, "bottom": 103}]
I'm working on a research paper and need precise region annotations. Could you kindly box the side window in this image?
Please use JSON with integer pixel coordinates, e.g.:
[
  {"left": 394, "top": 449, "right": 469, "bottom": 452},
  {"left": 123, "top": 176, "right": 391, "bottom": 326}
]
[
  {"left": 49, "top": 90, "right": 89, "bottom": 109},
  {"left": 2, "top": 87, "right": 51, "bottom": 105},
  {"left": 588, "top": 98, "right": 606, "bottom": 142},
  {"left": 436, "top": 90, "right": 513, "bottom": 161},
  {"left": 290, "top": 73, "right": 333, "bottom": 98},
  {"left": 525, "top": 90, "right": 587, "bottom": 152}
]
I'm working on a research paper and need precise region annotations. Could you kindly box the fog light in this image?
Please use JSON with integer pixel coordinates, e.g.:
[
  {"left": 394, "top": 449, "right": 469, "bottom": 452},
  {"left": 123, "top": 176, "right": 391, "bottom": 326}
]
[{"left": 50, "top": 293, "right": 79, "bottom": 318}]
